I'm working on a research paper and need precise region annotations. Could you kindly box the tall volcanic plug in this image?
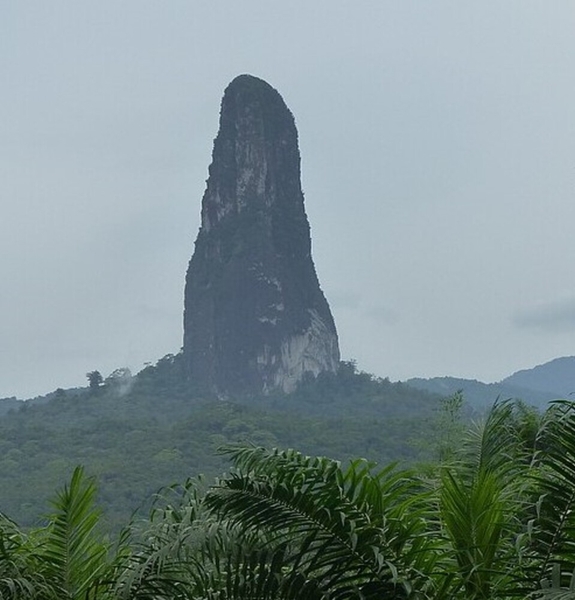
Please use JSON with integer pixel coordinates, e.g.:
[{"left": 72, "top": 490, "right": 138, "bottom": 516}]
[{"left": 183, "top": 75, "right": 340, "bottom": 396}]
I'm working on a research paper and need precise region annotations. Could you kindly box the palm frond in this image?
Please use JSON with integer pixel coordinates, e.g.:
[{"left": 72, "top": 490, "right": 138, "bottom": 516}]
[
  {"left": 205, "top": 445, "right": 438, "bottom": 599},
  {"left": 113, "top": 478, "right": 205, "bottom": 600},
  {"left": 0, "top": 513, "right": 44, "bottom": 600},
  {"left": 116, "top": 476, "right": 321, "bottom": 600},
  {"left": 37, "top": 466, "right": 111, "bottom": 600},
  {"left": 456, "top": 400, "right": 527, "bottom": 479},
  {"left": 531, "top": 563, "right": 575, "bottom": 599},
  {"left": 437, "top": 400, "right": 535, "bottom": 599},
  {"left": 527, "top": 401, "right": 575, "bottom": 590}
]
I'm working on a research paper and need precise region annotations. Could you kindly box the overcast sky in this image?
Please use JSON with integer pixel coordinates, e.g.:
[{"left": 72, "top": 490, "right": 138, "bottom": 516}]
[{"left": 2, "top": 2, "right": 575, "bottom": 399}]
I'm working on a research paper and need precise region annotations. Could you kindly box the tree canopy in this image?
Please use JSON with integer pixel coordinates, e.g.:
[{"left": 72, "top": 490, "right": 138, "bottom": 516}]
[{"left": 3, "top": 399, "right": 575, "bottom": 598}]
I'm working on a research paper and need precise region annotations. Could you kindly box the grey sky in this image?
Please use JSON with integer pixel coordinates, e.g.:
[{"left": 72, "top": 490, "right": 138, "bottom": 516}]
[{"left": 2, "top": 2, "right": 575, "bottom": 398}]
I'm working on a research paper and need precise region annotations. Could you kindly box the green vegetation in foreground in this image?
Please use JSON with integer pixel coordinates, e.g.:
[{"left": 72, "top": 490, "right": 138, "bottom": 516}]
[
  {"left": 0, "top": 356, "right": 442, "bottom": 529},
  {"left": 3, "top": 399, "right": 575, "bottom": 599}
]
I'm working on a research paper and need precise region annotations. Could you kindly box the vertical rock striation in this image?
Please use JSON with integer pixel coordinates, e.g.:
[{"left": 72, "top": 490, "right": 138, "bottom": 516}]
[{"left": 183, "top": 74, "right": 339, "bottom": 396}]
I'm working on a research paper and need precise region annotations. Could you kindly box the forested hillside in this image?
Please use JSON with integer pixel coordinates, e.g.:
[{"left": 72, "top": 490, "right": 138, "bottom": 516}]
[
  {"left": 4, "top": 398, "right": 575, "bottom": 599},
  {"left": 0, "top": 355, "right": 442, "bottom": 529}
]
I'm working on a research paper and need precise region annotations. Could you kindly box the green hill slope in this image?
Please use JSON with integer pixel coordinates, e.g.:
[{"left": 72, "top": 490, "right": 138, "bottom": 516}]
[{"left": 0, "top": 356, "right": 440, "bottom": 530}]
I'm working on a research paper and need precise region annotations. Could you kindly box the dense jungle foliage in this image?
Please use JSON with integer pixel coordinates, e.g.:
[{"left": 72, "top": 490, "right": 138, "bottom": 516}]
[
  {"left": 3, "top": 399, "right": 575, "bottom": 599},
  {"left": 0, "top": 356, "right": 443, "bottom": 529}
]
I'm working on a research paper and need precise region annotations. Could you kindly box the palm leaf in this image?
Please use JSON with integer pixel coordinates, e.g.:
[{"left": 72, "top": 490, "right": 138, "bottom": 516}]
[
  {"left": 117, "top": 477, "right": 320, "bottom": 600},
  {"left": 113, "top": 479, "right": 206, "bottom": 600},
  {"left": 437, "top": 401, "right": 534, "bottom": 599},
  {"left": 0, "top": 513, "right": 45, "bottom": 600},
  {"left": 526, "top": 401, "right": 575, "bottom": 591},
  {"left": 533, "top": 563, "right": 575, "bottom": 599},
  {"left": 37, "top": 466, "right": 111, "bottom": 600},
  {"left": 204, "top": 445, "right": 438, "bottom": 599}
]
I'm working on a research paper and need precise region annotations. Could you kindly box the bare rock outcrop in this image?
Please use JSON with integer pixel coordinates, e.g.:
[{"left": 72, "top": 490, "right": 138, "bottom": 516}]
[{"left": 183, "top": 75, "right": 339, "bottom": 396}]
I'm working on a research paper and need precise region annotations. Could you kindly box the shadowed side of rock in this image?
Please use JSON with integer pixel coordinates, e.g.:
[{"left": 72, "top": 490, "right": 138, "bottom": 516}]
[{"left": 183, "top": 74, "right": 339, "bottom": 396}]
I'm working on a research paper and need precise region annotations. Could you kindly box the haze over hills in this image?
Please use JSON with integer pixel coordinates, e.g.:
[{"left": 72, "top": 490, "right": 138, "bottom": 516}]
[
  {"left": 0, "top": 356, "right": 444, "bottom": 529},
  {"left": 501, "top": 356, "right": 575, "bottom": 398},
  {"left": 1, "top": 73, "right": 573, "bottom": 531},
  {"left": 0, "top": 343, "right": 571, "bottom": 528},
  {"left": 3, "top": 354, "right": 572, "bottom": 412},
  {"left": 405, "top": 376, "right": 558, "bottom": 410},
  {"left": 0, "top": 75, "right": 438, "bottom": 529},
  {"left": 407, "top": 355, "right": 575, "bottom": 409}
]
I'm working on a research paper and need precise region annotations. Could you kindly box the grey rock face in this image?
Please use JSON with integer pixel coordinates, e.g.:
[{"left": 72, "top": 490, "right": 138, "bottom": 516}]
[{"left": 183, "top": 74, "right": 339, "bottom": 396}]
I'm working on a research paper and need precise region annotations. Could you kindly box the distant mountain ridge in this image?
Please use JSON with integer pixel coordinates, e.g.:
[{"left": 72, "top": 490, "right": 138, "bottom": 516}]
[
  {"left": 406, "top": 356, "right": 575, "bottom": 409},
  {"left": 501, "top": 356, "right": 575, "bottom": 398},
  {"left": 405, "top": 376, "right": 559, "bottom": 410}
]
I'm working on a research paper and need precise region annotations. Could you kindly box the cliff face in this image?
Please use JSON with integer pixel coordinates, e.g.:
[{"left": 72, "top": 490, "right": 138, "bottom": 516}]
[{"left": 183, "top": 74, "right": 339, "bottom": 396}]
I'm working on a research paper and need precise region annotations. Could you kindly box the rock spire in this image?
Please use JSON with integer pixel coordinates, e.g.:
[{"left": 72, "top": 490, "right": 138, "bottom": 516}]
[{"left": 183, "top": 74, "right": 339, "bottom": 396}]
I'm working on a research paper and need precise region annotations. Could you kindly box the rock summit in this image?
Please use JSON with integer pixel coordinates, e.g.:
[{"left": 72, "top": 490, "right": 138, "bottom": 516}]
[{"left": 183, "top": 75, "right": 340, "bottom": 396}]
